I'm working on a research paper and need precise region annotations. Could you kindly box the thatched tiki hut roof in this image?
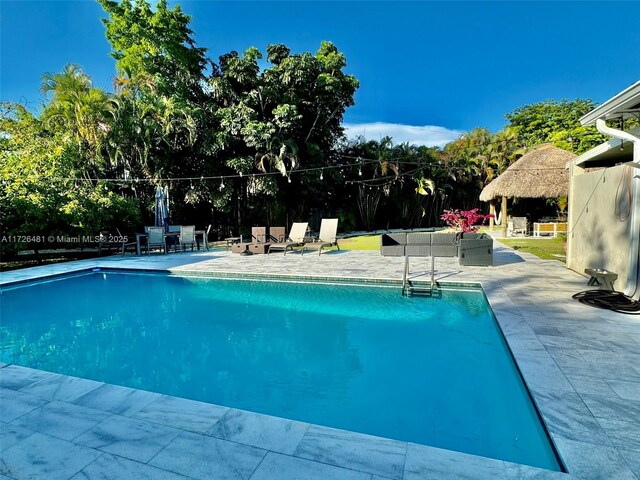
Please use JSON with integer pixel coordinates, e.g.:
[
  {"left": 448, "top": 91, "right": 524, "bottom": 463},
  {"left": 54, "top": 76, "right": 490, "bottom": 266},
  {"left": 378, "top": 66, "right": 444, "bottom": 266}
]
[{"left": 480, "top": 144, "right": 576, "bottom": 202}]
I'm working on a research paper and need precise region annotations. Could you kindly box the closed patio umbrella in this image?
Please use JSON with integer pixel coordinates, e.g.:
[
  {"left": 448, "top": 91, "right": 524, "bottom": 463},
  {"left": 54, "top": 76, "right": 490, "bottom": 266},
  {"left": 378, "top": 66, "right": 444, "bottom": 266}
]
[{"left": 155, "top": 185, "right": 169, "bottom": 228}]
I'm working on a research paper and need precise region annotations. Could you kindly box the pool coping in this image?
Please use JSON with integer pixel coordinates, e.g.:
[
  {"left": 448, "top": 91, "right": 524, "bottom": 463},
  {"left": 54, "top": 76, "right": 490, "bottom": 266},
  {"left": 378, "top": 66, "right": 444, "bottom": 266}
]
[{"left": 1, "top": 248, "right": 639, "bottom": 480}]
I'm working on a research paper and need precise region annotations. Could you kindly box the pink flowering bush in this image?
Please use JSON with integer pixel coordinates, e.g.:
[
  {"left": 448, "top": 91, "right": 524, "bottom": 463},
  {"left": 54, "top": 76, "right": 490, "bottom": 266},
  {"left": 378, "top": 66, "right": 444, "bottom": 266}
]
[{"left": 440, "top": 208, "right": 494, "bottom": 233}]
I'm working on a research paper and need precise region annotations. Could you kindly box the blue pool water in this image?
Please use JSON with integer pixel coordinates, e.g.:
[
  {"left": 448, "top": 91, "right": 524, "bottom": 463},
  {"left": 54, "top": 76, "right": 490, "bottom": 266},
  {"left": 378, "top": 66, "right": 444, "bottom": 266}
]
[{"left": 0, "top": 271, "right": 560, "bottom": 470}]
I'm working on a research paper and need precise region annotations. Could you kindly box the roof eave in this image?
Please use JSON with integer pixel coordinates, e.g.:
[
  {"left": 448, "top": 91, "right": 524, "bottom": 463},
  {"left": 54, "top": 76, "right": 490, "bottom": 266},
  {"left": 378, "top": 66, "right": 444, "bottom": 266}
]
[{"left": 580, "top": 81, "right": 640, "bottom": 126}]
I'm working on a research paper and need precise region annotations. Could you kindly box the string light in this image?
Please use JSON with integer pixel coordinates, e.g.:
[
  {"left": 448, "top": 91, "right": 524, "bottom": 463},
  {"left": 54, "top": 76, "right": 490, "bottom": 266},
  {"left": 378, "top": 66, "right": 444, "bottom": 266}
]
[
  {"left": 319, "top": 170, "right": 323, "bottom": 180},
  {"left": 287, "top": 174, "right": 292, "bottom": 184}
]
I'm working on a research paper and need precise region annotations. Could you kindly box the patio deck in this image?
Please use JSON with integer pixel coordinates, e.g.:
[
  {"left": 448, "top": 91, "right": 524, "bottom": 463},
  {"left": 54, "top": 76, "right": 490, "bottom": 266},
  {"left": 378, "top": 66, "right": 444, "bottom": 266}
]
[{"left": 1, "top": 243, "right": 639, "bottom": 479}]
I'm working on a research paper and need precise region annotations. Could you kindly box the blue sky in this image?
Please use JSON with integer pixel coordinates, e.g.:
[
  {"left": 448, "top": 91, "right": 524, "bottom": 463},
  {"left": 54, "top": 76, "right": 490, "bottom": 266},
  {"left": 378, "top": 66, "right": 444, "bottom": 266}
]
[{"left": 2, "top": 1, "right": 639, "bottom": 146}]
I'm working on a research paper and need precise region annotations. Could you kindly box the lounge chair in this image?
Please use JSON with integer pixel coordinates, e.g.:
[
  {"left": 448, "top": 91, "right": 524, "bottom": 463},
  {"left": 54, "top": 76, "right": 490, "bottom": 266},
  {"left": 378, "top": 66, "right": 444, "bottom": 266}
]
[
  {"left": 146, "top": 226, "right": 166, "bottom": 254},
  {"left": 267, "top": 222, "right": 308, "bottom": 255},
  {"left": 302, "top": 218, "right": 340, "bottom": 256}
]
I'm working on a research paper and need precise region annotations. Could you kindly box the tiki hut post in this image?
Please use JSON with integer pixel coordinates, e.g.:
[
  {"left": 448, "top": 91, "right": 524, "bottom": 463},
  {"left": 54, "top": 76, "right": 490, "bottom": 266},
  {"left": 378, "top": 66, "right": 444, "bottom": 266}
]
[
  {"left": 489, "top": 200, "right": 496, "bottom": 229},
  {"left": 501, "top": 195, "right": 508, "bottom": 238}
]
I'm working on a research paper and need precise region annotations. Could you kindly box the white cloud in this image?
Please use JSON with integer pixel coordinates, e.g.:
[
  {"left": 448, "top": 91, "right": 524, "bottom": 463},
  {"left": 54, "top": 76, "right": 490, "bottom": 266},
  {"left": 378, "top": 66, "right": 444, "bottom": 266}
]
[{"left": 343, "top": 122, "right": 462, "bottom": 148}]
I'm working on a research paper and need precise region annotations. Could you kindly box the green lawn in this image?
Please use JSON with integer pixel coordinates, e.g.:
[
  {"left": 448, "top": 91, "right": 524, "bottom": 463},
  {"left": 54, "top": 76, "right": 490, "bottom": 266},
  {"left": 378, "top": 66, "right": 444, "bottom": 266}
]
[
  {"left": 338, "top": 234, "right": 381, "bottom": 250},
  {"left": 495, "top": 236, "right": 566, "bottom": 261}
]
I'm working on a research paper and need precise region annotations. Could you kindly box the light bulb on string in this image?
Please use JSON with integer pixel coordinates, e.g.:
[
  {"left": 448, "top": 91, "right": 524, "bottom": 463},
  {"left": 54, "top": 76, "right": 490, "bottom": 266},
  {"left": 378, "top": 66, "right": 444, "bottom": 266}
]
[
  {"left": 220, "top": 178, "right": 225, "bottom": 190},
  {"left": 358, "top": 167, "right": 362, "bottom": 176},
  {"left": 320, "top": 170, "right": 324, "bottom": 180},
  {"left": 287, "top": 175, "right": 292, "bottom": 184}
]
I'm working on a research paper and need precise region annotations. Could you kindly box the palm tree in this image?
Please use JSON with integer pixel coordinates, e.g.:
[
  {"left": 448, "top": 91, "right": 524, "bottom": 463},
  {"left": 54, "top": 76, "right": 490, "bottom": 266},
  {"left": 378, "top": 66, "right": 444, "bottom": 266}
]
[{"left": 41, "top": 64, "right": 115, "bottom": 177}]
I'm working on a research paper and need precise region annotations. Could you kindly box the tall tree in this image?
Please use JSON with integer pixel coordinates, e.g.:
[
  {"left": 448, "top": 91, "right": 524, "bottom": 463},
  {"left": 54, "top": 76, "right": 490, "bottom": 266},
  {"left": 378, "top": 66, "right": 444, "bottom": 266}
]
[
  {"left": 99, "top": 0, "right": 208, "bottom": 101},
  {"left": 504, "top": 99, "right": 606, "bottom": 154}
]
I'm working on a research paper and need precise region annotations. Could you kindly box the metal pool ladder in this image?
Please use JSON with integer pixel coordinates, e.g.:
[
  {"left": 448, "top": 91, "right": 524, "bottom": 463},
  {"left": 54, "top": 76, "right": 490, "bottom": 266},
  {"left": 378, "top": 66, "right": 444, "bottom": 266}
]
[{"left": 402, "top": 256, "right": 435, "bottom": 296}]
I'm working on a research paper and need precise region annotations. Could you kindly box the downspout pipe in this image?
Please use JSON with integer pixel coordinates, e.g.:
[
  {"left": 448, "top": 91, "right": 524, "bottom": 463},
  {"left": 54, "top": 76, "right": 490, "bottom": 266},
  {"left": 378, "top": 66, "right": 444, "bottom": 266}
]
[{"left": 596, "top": 118, "right": 640, "bottom": 298}]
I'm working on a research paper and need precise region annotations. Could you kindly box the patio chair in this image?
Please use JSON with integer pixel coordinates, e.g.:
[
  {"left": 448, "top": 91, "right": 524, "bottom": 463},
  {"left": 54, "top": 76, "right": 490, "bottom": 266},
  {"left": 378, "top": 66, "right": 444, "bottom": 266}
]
[
  {"left": 302, "top": 218, "right": 340, "bottom": 256},
  {"left": 176, "top": 225, "right": 196, "bottom": 252},
  {"left": 97, "top": 231, "right": 121, "bottom": 256},
  {"left": 508, "top": 217, "right": 528, "bottom": 237},
  {"left": 146, "top": 227, "right": 166, "bottom": 254},
  {"left": 196, "top": 224, "right": 211, "bottom": 251},
  {"left": 116, "top": 228, "right": 138, "bottom": 255},
  {"left": 268, "top": 222, "right": 308, "bottom": 255}
]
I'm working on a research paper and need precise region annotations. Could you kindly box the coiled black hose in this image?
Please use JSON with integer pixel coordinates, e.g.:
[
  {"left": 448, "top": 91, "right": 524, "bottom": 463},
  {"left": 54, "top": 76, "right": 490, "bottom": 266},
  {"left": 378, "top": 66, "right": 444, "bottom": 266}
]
[{"left": 572, "top": 290, "right": 640, "bottom": 314}]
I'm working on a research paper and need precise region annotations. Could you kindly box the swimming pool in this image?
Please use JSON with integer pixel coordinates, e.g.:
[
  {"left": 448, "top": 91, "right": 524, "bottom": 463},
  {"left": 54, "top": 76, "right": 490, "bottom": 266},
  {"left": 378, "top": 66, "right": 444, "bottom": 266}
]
[{"left": 0, "top": 270, "right": 561, "bottom": 470}]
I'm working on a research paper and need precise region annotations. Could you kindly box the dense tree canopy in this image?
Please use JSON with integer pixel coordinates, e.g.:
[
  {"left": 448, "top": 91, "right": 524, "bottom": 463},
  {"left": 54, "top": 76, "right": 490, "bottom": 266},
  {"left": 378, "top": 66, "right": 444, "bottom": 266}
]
[{"left": 0, "top": 0, "right": 616, "bottom": 260}]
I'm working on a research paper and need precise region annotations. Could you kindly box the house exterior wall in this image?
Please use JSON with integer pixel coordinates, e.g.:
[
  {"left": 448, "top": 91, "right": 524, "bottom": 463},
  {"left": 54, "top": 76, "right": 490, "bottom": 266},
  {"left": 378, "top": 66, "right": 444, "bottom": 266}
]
[{"left": 567, "top": 164, "right": 635, "bottom": 293}]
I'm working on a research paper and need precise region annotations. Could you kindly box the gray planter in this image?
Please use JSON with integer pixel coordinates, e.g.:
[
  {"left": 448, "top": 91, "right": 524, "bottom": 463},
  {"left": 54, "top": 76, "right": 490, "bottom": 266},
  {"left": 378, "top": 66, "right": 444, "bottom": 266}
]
[{"left": 459, "top": 234, "right": 493, "bottom": 266}]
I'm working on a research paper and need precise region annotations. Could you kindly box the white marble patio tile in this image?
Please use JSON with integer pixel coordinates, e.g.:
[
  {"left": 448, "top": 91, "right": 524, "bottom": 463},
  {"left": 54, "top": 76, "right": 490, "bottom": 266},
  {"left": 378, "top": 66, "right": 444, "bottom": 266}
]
[
  {"left": 0, "top": 365, "right": 56, "bottom": 390},
  {"left": 403, "top": 442, "right": 566, "bottom": 480},
  {"left": 553, "top": 436, "right": 637, "bottom": 480},
  {"left": 555, "top": 356, "right": 640, "bottom": 383},
  {"left": 536, "top": 334, "right": 610, "bottom": 352},
  {"left": 70, "top": 453, "right": 191, "bottom": 480},
  {"left": 619, "top": 448, "right": 640, "bottom": 480},
  {"left": 73, "top": 383, "right": 161, "bottom": 416},
  {"left": 504, "top": 334, "right": 548, "bottom": 355},
  {"left": 19, "top": 373, "right": 103, "bottom": 402},
  {"left": 596, "top": 417, "right": 640, "bottom": 453},
  {"left": 607, "top": 340, "right": 640, "bottom": 356},
  {"left": 74, "top": 414, "right": 181, "bottom": 463},
  {"left": 581, "top": 394, "right": 640, "bottom": 424},
  {"left": 530, "top": 390, "right": 611, "bottom": 446},
  {"left": 208, "top": 409, "right": 309, "bottom": 455},
  {"left": 293, "top": 425, "right": 406, "bottom": 480},
  {"left": 512, "top": 354, "right": 575, "bottom": 394},
  {"left": 150, "top": 431, "right": 266, "bottom": 480},
  {"left": 249, "top": 451, "right": 371, "bottom": 480},
  {"left": 607, "top": 380, "right": 640, "bottom": 401},
  {"left": 566, "top": 375, "right": 618, "bottom": 398},
  {"left": 11, "top": 400, "right": 109, "bottom": 441},
  {"left": 0, "top": 388, "right": 49, "bottom": 423},
  {"left": 0, "top": 423, "right": 34, "bottom": 451},
  {"left": 0, "top": 432, "right": 101, "bottom": 480},
  {"left": 404, "top": 442, "right": 508, "bottom": 480},
  {"left": 134, "top": 394, "right": 228, "bottom": 434}
]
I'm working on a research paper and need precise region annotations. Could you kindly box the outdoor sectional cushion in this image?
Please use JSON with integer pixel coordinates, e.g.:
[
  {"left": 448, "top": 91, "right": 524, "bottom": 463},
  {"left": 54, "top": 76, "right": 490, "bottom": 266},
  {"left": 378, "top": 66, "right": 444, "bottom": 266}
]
[
  {"left": 405, "top": 233, "right": 432, "bottom": 257},
  {"left": 380, "top": 233, "right": 406, "bottom": 257},
  {"left": 431, "top": 233, "right": 459, "bottom": 257}
]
